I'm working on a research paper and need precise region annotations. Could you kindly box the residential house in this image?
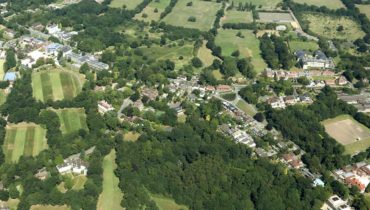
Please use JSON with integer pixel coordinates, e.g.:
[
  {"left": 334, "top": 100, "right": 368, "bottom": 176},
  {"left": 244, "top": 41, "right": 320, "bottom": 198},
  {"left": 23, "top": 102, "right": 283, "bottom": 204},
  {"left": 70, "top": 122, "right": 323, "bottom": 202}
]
[
  {"left": 56, "top": 158, "right": 88, "bottom": 175},
  {"left": 46, "top": 24, "right": 61, "bottom": 35},
  {"left": 325, "top": 79, "right": 336, "bottom": 86},
  {"left": 267, "top": 97, "right": 286, "bottom": 109},
  {"left": 337, "top": 76, "right": 348, "bottom": 86},
  {"left": 141, "top": 87, "right": 158, "bottom": 101},
  {"left": 284, "top": 96, "right": 298, "bottom": 106},
  {"left": 325, "top": 195, "right": 352, "bottom": 210},
  {"left": 35, "top": 168, "right": 49, "bottom": 180},
  {"left": 3, "top": 72, "right": 17, "bottom": 82},
  {"left": 216, "top": 85, "right": 233, "bottom": 93},
  {"left": 98, "top": 100, "right": 114, "bottom": 114}
]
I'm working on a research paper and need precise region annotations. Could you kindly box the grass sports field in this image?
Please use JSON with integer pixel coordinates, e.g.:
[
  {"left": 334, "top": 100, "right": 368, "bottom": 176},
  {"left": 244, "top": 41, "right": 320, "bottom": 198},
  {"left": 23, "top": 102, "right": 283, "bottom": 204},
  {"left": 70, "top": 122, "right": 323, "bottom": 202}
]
[
  {"left": 52, "top": 108, "right": 88, "bottom": 135},
  {"left": 222, "top": 11, "right": 253, "bottom": 24},
  {"left": 357, "top": 4, "right": 370, "bottom": 19},
  {"left": 322, "top": 115, "right": 370, "bottom": 155},
  {"left": 288, "top": 40, "right": 319, "bottom": 52},
  {"left": 302, "top": 13, "right": 365, "bottom": 41},
  {"left": 141, "top": 43, "right": 194, "bottom": 69},
  {"left": 163, "top": 0, "right": 221, "bottom": 31},
  {"left": 231, "top": 0, "right": 281, "bottom": 9},
  {"left": 151, "top": 194, "right": 188, "bottom": 210},
  {"left": 3, "top": 123, "right": 47, "bottom": 163},
  {"left": 135, "top": 0, "right": 171, "bottom": 22},
  {"left": 293, "top": 0, "right": 345, "bottom": 10},
  {"left": 0, "top": 59, "right": 5, "bottom": 80},
  {"left": 31, "top": 69, "right": 84, "bottom": 102},
  {"left": 97, "top": 150, "right": 124, "bottom": 210},
  {"left": 197, "top": 41, "right": 217, "bottom": 67},
  {"left": 30, "top": 205, "right": 70, "bottom": 210},
  {"left": 215, "top": 29, "right": 267, "bottom": 72},
  {"left": 109, "top": 0, "right": 142, "bottom": 9}
]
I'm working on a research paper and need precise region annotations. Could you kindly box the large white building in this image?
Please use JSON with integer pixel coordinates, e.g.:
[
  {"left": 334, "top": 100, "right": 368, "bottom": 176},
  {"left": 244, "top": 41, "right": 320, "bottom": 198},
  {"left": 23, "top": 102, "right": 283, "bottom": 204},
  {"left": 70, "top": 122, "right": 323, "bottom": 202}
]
[{"left": 296, "top": 50, "right": 335, "bottom": 70}]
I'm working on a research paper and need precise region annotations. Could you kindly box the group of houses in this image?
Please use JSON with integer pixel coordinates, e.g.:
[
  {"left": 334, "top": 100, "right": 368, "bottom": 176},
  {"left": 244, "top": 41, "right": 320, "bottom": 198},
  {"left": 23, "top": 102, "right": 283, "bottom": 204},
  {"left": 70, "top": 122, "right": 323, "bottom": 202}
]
[
  {"left": 267, "top": 94, "right": 312, "bottom": 109},
  {"left": 338, "top": 92, "right": 370, "bottom": 113},
  {"left": 219, "top": 124, "right": 256, "bottom": 148},
  {"left": 333, "top": 162, "right": 370, "bottom": 193},
  {"left": 281, "top": 153, "right": 304, "bottom": 169}
]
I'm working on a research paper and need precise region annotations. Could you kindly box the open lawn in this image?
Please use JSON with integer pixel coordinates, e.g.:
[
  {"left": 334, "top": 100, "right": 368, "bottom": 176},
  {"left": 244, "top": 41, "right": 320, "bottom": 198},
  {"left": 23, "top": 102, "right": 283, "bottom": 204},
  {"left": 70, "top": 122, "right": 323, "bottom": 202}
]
[
  {"left": 31, "top": 69, "right": 84, "bottom": 102},
  {"left": 0, "top": 90, "right": 7, "bottom": 106},
  {"left": 222, "top": 10, "right": 253, "bottom": 24},
  {"left": 215, "top": 29, "right": 267, "bottom": 72},
  {"left": 3, "top": 123, "right": 47, "bottom": 163},
  {"left": 97, "top": 150, "right": 124, "bottom": 210},
  {"left": 151, "top": 194, "right": 188, "bottom": 210},
  {"left": 322, "top": 115, "right": 370, "bottom": 155},
  {"left": 57, "top": 174, "right": 87, "bottom": 193},
  {"left": 51, "top": 108, "right": 88, "bottom": 135},
  {"left": 197, "top": 41, "right": 217, "bottom": 67},
  {"left": 163, "top": 0, "right": 221, "bottom": 31},
  {"left": 293, "top": 0, "right": 345, "bottom": 10},
  {"left": 236, "top": 99, "right": 257, "bottom": 116},
  {"left": 0, "top": 199, "right": 19, "bottom": 210},
  {"left": 357, "top": 4, "right": 370, "bottom": 19},
  {"left": 288, "top": 40, "right": 319, "bottom": 52},
  {"left": 140, "top": 43, "right": 194, "bottom": 70},
  {"left": 123, "top": 131, "right": 141, "bottom": 142},
  {"left": 302, "top": 13, "right": 366, "bottom": 41},
  {"left": 135, "top": 0, "right": 171, "bottom": 22},
  {"left": 109, "top": 0, "right": 142, "bottom": 9},
  {"left": 30, "top": 205, "right": 70, "bottom": 210},
  {"left": 0, "top": 59, "right": 5, "bottom": 80},
  {"left": 231, "top": 0, "right": 281, "bottom": 9},
  {"left": 212, "top": 69, "right": 224, "bottom": 80}
]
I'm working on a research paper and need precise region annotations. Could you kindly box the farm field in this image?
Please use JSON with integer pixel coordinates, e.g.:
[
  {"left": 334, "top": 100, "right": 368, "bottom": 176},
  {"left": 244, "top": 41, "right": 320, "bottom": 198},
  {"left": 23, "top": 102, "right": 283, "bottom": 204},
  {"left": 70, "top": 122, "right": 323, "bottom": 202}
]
[
  {"left": 222, "top": 11, "right": 253, "bottom": 24},
  {"left": 163, "top": 0, "right": 221, "bottom": 31},
  {"left": 140, "top": 44, "right": 194, "bottom": 69},
  {"left": 197, "top": 41, "right": 217, "bottom": 67},
  {"left": 0, "top": 59, "right": 5, "bottom": 80},
  {"left": 135, "top": 0, "right": 171, "bottom": 22},
  {"left": 97, "top": 150, "right": 124, "bottom": 210},
  {"left": 215, "top": 29, "right": 267, "bottom": 72},
  {"left": 52, "top": 108, "right": 88, "bottom": 135},
  {"left": 31, "top": 69, "right": 85, "bottom": 102},
  {"left": 293, "top": 0, "right": 345, "bottom": 10},
  {"left": 357, "top": 4, "right": 370, "bottom": 19},
  {"left": 302, "top": 13, "right": 366, "bottom": 41},
  {"left": 30, "top": 205, "right": 70, "bottom": 210},
  {"left": 3, "top": 123, "right": 47, "bottom": 163},
  {"left": 151, "top": 194, "right": 188, "bottom": 210},
  {"left": 322, "top": 115, "right": 370, "bottom": 155},
  {"left": 230, "top": 0, "right": 281, "bottom": 9},
  {"left": 109, "top": 0, "right": 142, "bottom": 9},
  {"left": 288, "top": 40, "right": 319, "bottom": 52}
]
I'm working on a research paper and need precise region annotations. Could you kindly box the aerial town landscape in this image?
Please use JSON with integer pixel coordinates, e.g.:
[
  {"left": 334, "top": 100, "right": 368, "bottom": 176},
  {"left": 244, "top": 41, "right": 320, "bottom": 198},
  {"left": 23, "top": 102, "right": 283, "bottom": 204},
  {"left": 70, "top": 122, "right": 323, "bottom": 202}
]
[{"left": 0, "top": 0, "right": 367, "bottom": 209}]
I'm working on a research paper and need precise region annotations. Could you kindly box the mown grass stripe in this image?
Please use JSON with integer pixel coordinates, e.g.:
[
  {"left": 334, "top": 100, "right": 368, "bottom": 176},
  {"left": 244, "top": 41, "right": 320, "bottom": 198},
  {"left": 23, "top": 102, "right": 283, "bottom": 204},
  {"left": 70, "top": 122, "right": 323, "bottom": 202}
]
[
  {"left": 23, "top": 127, "right": 35, "bottom": 157},
  {"left": 12, "top": 128, "right": 27, "bottom": 162},
  {"left": 49, "top": 71, "right": 65, "bottom": 101},
  {"left": 4, "top": 128, "right": 17, "bottom": 162},
  {"left": 32, "top": 73, "right": 44, "bottom": 102},
  {"left": 60, "top": 72, "right": 75, "bottom": 100},
  {"left": 33, "top": 126, "right": 47, "bottom": 156},
  {"left": 40, "top": 73, "right": 53, "bottom": 102}
]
